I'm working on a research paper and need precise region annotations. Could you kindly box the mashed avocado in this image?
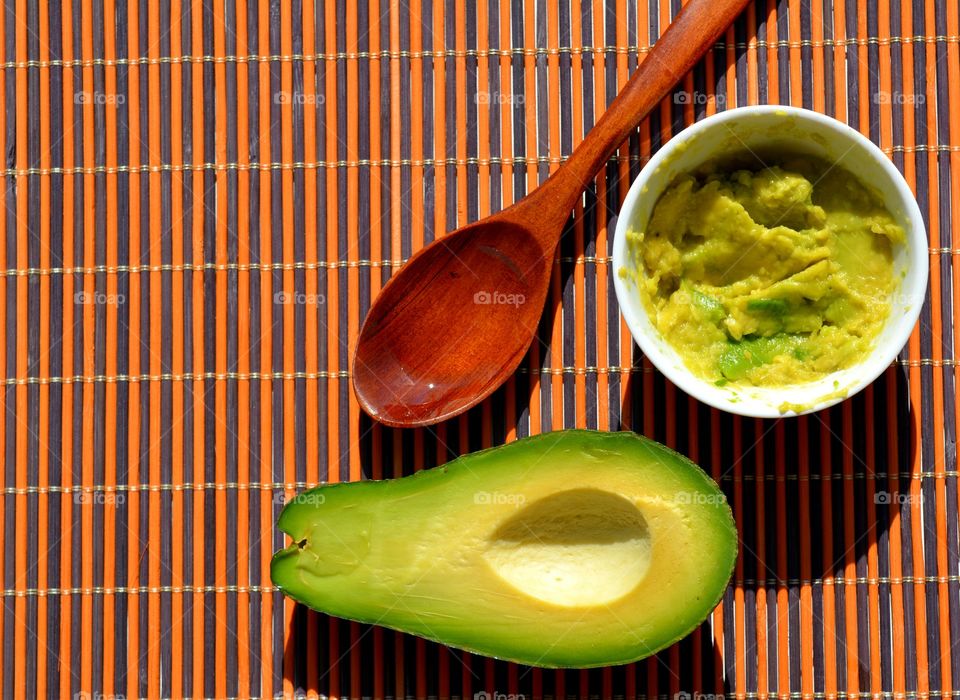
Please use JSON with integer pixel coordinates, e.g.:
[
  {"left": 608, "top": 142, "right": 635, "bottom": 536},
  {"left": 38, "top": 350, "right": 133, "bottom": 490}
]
[{"left": 627, "top": 158, "right": 904, "bottom": 387}]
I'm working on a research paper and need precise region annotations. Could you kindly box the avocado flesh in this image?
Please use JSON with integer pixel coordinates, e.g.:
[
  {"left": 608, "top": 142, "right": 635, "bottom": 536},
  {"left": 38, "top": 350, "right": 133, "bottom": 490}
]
[{"left": 271, "top": 430, "right": 738, "bottom": 668}]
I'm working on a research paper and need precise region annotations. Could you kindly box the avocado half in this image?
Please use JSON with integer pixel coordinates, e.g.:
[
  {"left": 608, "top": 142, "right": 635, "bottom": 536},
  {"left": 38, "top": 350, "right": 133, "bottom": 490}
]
[{"left": 271, "top": 430, "right": 738, "bottom": 668}]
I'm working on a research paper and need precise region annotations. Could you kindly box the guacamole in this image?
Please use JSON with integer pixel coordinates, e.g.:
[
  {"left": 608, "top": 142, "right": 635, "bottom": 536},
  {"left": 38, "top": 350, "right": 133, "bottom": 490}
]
[{"left": 627, "top": 158, "right": 904, "bottom": 387}]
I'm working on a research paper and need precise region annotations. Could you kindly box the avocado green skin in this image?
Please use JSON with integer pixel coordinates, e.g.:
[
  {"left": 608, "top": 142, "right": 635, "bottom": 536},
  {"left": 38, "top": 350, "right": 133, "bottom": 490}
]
[{"left": 271, "top": 429, "right": 738, "bottom": 668}]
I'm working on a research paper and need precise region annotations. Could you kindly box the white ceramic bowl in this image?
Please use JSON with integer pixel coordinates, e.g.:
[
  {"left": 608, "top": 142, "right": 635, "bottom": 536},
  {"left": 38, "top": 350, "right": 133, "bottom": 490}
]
[{"left": 612, "top": 105, "right": 928, "bottom": 417}]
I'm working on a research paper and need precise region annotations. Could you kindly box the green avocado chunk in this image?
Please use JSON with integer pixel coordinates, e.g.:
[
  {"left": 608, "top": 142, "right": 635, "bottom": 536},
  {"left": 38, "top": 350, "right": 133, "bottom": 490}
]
[
  {"left": 745, "top": 297, "right": 789, "bottom": 316},
  {"left": 271, "top": 430, "right": 738, "bottom": 668},
  {"left": 717, "top": 334, "right": 807, "bottom": 381},
  {"left": 692, "top": 287, "right": 727, "bottom": 323}
]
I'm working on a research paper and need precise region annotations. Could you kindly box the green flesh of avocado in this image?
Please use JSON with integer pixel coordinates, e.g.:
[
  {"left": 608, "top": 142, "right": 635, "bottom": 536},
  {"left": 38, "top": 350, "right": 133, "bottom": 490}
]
[
  {"left": 745, "top": 297, "right": 789, "bottom": 316},
  {"left": 271, "top": 430, "right": 738, "bottom": 668},
  {"left": 716, "top": 334, "right": 808, "bottom": 381}
]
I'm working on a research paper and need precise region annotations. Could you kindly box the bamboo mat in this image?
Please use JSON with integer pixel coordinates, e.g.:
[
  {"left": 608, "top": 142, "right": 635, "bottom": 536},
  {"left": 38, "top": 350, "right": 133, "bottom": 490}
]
[{"left": 0, "top": 0, "right": 957, "bottom": 697}]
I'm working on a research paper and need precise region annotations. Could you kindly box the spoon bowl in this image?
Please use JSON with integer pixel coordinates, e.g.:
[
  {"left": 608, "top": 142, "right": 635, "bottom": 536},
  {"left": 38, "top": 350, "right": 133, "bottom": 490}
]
[{"left": 354, "top": 215, "right": 556, "bottom": 426}]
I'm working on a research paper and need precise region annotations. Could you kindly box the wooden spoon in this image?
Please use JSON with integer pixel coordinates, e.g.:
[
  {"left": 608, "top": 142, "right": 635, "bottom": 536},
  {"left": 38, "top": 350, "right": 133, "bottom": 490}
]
[{"left": 354, "top": 0, "right": 751, "bottom": 427}]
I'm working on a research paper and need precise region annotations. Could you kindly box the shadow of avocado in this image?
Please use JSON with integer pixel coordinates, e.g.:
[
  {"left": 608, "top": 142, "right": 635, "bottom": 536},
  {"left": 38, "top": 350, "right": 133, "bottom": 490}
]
[
  {"left": 280, "top": 608, "right": 721, "bottom": 700},
  {"left": 612, "top": 360, "right": 920, "bottom": 693}
]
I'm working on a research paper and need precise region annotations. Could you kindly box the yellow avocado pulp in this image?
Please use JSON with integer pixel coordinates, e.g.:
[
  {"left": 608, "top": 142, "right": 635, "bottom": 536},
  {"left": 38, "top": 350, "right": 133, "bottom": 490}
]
[
  {"left": 626, "top": 158, "right": 904, "bottom": 387},
  {"left": 271, "top": 431, "right": 737, "bottom": 668},
  {"left": 483, "top": 489, "right": 654, "bottom": 608}
]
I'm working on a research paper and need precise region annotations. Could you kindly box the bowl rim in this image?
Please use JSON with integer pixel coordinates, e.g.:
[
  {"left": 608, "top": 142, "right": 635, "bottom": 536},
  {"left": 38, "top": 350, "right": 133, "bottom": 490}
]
[{"left": 611, "top": 104, "right": 929, "bottom": 418}]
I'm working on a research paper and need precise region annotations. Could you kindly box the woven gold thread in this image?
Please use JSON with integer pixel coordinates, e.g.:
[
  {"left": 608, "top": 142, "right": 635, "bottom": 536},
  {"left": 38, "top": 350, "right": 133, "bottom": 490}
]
[
  {"left": 0, "top": 371, "right": 352, "bottom": 385},
  {"left": 3, "top": 470, "right": 954, "bottom": 497},
  {"left": 5, "top": 481, "right": 319, "bottom": 494},
  {"left": 4, "top": 574, "right": 960, "bottom": 599},
  {"left": 4, "top": 248, "right": 960, "bottom": 280},
  {"left": 3, "top": 154, "right": 585, "bottom": 176},
  {"left": 0, "top": 359, "right": 951, "bottom": 385},
  {"left": 2, "top": 144, "right": 955, "bottom": 177},
  {"left": 0, "top": 585, "right": 279, "bottom": 597},
  {"left": 0, "top": 260, "right": 407, "bottom": 275},
  {"left": 0, "top": 35, "right": 957, "bottom": 69},
  {"left": 0, "top": 256, "right": 607, "bottom": 276}
]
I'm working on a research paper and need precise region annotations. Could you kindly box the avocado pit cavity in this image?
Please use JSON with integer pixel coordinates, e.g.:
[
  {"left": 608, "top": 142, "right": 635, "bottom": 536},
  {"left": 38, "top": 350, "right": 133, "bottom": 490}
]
[{"left": 483, "top": 489, "right": 652, "bottom": 608}]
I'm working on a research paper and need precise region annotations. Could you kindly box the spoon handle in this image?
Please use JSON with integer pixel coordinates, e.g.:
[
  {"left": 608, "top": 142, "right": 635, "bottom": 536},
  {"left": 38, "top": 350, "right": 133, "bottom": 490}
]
[{"left": 532, "top": 0, "right": 752, "bottom": 225}]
